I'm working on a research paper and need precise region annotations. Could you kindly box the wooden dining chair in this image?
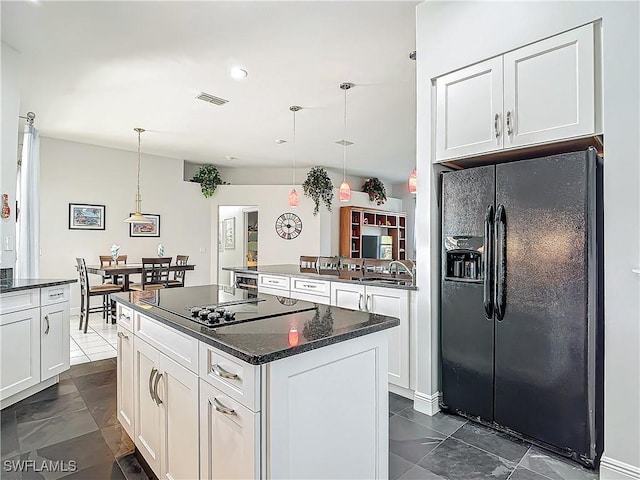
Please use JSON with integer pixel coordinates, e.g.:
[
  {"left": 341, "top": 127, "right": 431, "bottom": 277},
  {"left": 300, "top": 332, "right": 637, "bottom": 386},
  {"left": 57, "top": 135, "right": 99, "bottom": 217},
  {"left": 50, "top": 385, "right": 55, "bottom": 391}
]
[
  {"left": 76, "top": 257, "right": 122, "bottom": 333},
  {"left": 167, "top": 254, "right": 189, "bottom": 288},
  {"left": 130, "top": 257, "right": 172, "bottom": 291},
  {"left": 317, "top": 256, "right": 339, "bottom": 275},
  {"left": 299, "top": 256, "right": 318, "bottom": 273},
  {"left": 99, "top": 254, "right": 128, "bottom": 285}
]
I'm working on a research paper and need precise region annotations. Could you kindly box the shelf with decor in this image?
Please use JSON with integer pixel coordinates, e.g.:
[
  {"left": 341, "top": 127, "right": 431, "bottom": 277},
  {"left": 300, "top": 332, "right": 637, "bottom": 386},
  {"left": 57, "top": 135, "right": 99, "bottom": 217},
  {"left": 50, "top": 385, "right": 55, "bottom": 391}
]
[{"left": 340, "top": 206, "right": 407, "bottom": 260}]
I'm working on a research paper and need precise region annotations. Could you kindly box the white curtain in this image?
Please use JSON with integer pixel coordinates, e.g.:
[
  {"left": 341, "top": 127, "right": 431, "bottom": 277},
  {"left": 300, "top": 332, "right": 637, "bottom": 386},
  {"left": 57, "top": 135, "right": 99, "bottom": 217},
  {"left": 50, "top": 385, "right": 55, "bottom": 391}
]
[{"left": 16, "top": 124, "right": 40, "bottom": 278}]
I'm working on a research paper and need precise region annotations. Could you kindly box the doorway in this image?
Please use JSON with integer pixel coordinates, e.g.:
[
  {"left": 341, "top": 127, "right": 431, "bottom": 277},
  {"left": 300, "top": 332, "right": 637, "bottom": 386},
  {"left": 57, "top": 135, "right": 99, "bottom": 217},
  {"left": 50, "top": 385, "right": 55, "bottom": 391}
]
[{"left": 217, "top": 206, "right": 258, "bottom": 286}]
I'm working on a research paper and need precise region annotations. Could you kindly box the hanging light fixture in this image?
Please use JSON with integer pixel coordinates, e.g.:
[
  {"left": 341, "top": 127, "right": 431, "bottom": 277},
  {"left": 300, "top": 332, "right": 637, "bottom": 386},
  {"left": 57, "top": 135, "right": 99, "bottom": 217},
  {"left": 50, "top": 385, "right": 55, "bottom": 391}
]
[
  {"left": 408, "top": 169, "right": 417, "bottom": 193},
  {"left": 288, "top": 106, "right": 301, "bottom": 207},
  {"left": 124, "top": 128, "right": 152, "bottom": 224},
  {"left": 339, "top": 82, "right": 353, "bottom": 202}
]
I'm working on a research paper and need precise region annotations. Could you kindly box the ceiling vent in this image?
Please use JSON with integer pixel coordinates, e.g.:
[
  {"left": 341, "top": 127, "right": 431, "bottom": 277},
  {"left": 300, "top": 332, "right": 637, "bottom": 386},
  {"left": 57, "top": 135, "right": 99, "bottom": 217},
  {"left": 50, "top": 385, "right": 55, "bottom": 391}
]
[
  {"left": 196, "top": 92, "right": 228, "bottom": 106},
  {"left": 335, "top": 140, "right": 354, "bottom": 146}
]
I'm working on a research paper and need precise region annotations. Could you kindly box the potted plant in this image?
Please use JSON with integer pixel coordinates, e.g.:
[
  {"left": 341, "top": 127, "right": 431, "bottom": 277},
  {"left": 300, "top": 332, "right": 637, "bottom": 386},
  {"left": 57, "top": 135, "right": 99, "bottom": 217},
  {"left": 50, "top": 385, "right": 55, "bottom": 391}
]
[
  {"left": 362, "top": 177, "right": 387, "bottom": 205},
  {"left": 303, "top": 166, "right": 334, "bottom": 215},
  {"left": 190, "top": 164, "right": 228, "bottom": 198}
]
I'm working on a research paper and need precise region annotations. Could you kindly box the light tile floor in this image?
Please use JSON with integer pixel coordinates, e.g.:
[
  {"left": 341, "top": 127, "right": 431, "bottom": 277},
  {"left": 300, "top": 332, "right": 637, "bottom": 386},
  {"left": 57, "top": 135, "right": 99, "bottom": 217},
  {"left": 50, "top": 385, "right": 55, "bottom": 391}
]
[{"left": 69, "top": 313, "right": 117, "bottom": 365}]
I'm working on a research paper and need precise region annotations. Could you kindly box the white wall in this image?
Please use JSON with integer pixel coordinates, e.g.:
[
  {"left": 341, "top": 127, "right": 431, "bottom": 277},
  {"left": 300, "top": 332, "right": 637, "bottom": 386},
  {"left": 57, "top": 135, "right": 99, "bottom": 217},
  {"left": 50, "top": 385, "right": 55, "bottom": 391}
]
[
  {"left": 39, "top": 137, "right": 212, "bottom": 310},
  {"left": 0, "top": 42, "right": 21, "bottom": 271},
  {"left": 416, "top": 1, "right": 640, "bottom": 475},
  {"left": 217, "top": 205, "right": 251, "bottom": 286}
]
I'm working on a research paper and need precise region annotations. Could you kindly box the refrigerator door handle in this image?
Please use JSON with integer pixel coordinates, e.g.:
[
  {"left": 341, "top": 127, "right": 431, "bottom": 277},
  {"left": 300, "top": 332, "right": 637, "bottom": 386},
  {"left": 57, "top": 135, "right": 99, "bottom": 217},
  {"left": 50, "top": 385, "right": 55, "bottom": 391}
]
[
  {"left": 483, "top": 204, "right": 494, "bottom": 319},
  {"left": 495, "top": 204, "right": 507, "bottom": 321}
]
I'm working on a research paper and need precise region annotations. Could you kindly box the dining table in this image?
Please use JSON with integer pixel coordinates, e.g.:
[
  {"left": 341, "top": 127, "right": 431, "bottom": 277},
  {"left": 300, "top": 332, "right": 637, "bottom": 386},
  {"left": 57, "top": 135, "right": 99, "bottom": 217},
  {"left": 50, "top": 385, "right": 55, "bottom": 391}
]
[{"left": 85, "top": 263, "right": 195, "bottom": 291}]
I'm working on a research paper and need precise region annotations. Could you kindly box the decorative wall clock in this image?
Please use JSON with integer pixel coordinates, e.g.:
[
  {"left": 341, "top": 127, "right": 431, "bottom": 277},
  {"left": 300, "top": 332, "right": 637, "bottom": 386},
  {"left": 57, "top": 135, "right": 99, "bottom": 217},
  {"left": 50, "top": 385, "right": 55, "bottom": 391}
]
[{"left": 275, "top": 212, "right": 302, "bottom": 240}]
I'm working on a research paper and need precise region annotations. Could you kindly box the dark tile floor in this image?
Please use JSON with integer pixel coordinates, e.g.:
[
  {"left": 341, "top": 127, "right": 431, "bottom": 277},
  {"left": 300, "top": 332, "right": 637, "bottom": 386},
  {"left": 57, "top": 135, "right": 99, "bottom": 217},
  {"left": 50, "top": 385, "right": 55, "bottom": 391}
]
[
  {"left": 1, "top": 361, "right": 600, "bottom": 480},
  {"left": 1, "top": 359, "right": 148, "bottom": 480},
  {"left": 388, "top": 393, "right": 600, "bottom": 480}
]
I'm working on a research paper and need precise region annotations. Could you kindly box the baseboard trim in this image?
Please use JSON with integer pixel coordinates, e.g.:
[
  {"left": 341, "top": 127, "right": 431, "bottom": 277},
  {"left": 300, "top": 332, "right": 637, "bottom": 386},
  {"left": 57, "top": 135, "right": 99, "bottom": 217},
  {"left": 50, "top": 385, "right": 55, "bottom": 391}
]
[
  {"left": 70, "top": 306, "right": 80, "bottom": 316},
  {"left": 413, "top": 390, "right": 441, "bottom": 416},
  {"left": 600, "top": 456, "right": 640, "bottom": 479},
  {"left": 389, "top": 383, "right": 414, "bottom": 400},
  {"left": 0, "top": 376, "right": 59, "bottom": 409}
]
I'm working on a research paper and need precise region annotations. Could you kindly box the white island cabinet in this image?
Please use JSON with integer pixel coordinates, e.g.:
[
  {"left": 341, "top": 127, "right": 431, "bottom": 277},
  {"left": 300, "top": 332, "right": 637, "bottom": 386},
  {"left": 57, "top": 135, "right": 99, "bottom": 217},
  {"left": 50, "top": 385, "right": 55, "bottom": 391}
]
[
  {"left": 0, "top": 282, "right": 72, "bottom": 408},
  {"left": 115, "top": 294, "right": 393, "bottom": 480}
]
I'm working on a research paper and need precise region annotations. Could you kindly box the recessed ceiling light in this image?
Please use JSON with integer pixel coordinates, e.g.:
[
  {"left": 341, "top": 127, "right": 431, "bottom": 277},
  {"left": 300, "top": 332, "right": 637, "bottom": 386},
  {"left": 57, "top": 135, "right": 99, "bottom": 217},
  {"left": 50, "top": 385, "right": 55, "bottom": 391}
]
[
  {"left": 225, "top": 156, "right": 237, "bottom": 161},
  {"left": 230, "top": 67, "right": 248, "bottom": 80},
  {"left": 275, "top": 139, "right": 287, "bottom": 144}
]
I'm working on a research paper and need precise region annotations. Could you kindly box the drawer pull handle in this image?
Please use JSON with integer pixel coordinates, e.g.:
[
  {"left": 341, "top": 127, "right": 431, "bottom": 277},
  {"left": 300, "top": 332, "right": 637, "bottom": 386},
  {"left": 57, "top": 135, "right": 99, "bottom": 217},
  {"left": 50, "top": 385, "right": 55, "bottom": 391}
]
[
  {"left": 119, "top": 313, "right": 130, "bottom": 321},
  {"left": 211, "top": 397, "right": 236, "bottom": 416},
  {"left": 153, "top": 372, "right": 163, "bottom": 406},
  {"left": 49, "top": 292, "right": 64, "bottom": 299},
  {"left": 44, "top": 315, "right": 50, "bottom": 335},
  {"left": 211, "top": 363, "right": 239, "bottom": 380},
  {"left": 303, "top": 284, "right": 317, "bottom": 289},
  {"left": 117, "top": 331, "right": 129, "bottom": 340}
]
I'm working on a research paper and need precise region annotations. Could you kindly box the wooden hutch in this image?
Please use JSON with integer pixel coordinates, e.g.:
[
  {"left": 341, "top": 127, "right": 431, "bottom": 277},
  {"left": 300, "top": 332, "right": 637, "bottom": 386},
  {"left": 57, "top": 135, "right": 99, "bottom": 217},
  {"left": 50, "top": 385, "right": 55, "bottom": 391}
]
[{"left": 339, "top": 206, "right": 407, "bottom": 261}]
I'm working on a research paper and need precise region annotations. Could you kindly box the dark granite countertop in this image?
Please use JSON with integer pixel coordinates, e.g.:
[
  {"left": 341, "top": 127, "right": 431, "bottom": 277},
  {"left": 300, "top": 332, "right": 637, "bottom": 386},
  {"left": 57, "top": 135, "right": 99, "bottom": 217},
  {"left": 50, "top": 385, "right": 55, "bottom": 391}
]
[
  {"left": 0, "top": 278, "right": 77, "bottom": 293},
  {"left": 111, "top": 285, "right": 399, "bottom": 365},
  {"left": 223, "top": 264, "right": 417, "bottom": 291}
]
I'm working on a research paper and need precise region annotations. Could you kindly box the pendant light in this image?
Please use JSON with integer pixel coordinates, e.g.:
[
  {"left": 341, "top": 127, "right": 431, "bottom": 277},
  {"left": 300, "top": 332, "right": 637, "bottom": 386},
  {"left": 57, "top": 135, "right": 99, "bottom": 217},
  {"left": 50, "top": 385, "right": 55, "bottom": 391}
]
[
  {"left": 408, "top": 169, "right": 417, "bottom": 193},
  {"left": 339, "top": 82, "right": 353, "bottom": 202},
  {"left": 124, "top": 128, "right": 152, "bottom": 224},
  {"left": 288, "top": 106, "right": 301, "bottom": 207}
]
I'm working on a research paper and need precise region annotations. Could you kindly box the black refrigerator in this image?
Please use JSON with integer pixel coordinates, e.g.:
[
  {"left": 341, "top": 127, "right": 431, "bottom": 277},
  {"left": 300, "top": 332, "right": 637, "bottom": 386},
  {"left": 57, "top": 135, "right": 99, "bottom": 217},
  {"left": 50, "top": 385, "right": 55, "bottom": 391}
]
[{"left": 440, "top": 149, "right": 603, "bottom": 468}]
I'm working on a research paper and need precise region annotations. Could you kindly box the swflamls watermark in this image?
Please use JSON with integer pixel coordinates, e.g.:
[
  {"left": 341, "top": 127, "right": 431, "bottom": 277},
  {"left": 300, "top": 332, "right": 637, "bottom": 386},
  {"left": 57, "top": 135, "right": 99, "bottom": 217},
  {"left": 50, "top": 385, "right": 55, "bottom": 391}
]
[{"left": 3, "top": 460, "right": 78, "bottom": 473}]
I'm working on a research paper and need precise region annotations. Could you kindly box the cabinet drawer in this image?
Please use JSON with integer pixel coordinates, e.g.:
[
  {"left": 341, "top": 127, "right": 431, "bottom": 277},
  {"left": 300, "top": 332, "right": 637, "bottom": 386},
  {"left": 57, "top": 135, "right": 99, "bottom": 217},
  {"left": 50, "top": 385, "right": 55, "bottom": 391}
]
[
  {"left": 199, "top": 343, "right": 260, "bottom": 412},
  {"left": 0, "top": 289, "right": 40, "bottom": 315},
  {"left": 258, "top": 274, "right": 290, "bottom": 292},
  {"left": 290, "top": 277, "right": 330, "bottom": 298},
  {"left": 40, "top": 284, "right": 70, "bottom": 306},
  {"left": 116, "top": 303, "right": 134, "bottom": 331},
  {"left": 135, "top": 313, "right": 199, "bottom": 374}
]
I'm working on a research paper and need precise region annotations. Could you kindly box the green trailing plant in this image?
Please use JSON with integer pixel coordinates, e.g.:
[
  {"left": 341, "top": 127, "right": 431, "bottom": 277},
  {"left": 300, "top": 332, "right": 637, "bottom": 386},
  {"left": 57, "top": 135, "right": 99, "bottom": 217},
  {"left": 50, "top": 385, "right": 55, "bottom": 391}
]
[
  {"left": 190, "top": 164, "right": 228, "bottom": 198},
  {"left": 303, "top": 166, "right": 334, "bottom": 215},
  {"left": 362, "top": 177, "right": 387, "bottom": 205}
]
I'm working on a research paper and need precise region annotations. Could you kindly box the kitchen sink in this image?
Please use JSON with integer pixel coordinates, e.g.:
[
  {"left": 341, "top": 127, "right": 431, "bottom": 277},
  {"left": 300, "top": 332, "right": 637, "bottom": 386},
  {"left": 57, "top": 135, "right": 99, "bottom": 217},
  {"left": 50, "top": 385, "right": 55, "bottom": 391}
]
[{"left": 358, "top": 277, "right": 413, "bottom": 286}]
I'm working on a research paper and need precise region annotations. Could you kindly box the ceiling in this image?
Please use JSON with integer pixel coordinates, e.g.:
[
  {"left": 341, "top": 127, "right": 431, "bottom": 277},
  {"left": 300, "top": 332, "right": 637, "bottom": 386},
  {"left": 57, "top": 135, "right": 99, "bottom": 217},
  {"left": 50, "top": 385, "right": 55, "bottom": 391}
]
[{"left": 2, "top": 1, "right": 418, "bottom": 183}]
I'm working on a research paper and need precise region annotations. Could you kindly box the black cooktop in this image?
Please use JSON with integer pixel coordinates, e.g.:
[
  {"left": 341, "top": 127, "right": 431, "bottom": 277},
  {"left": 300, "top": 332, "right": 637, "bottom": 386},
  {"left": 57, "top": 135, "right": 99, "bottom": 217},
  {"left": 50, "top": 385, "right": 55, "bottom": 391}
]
[{"left": 139, "top": 285, "right": 316, "bottom": 327}]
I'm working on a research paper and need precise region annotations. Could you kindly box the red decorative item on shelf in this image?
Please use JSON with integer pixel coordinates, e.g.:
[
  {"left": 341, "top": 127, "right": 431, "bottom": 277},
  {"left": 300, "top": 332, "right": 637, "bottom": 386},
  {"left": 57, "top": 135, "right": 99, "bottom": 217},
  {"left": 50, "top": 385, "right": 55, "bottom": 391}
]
[{"left": 1, "top": 194, "right": 10, "bottom": 219}]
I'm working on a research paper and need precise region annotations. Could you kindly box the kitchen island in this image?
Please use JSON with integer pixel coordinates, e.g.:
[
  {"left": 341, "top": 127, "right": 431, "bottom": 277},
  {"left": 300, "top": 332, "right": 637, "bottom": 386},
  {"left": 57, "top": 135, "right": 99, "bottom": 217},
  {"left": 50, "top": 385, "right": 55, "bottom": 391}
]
[{"left": 112, "top": 285, "right": 399, "bottom": 479}]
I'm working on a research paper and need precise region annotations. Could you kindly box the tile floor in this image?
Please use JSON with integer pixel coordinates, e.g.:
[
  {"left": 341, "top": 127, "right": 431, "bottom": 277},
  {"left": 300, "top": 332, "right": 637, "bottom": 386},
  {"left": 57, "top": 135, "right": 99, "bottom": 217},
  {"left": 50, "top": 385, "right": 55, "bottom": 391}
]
[
  {"left": 1, "top": 359, "right": 146, "bottom": 480},
  {"left": 69, "top": 313, "right": 117, "bottom": 365},
  {"left": 388, "top": 393, "right": 600, "bottom": 480},
  {"left": 1, "top": 355, "right": 601, "bottom": 480}
]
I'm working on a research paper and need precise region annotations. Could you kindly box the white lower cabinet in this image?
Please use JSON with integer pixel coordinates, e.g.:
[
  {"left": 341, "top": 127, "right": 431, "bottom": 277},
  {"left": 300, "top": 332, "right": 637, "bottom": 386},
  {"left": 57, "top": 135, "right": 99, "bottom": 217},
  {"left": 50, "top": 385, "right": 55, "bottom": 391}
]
[
  {"left": 117, "top": 325, "right": 134, "bottom": 439},
  {"left": 0, "top": 307, "right": 41, "bottom": 399},
  {"left": 40, "top": 302, "right": 70, "bottom": 380},
  {"left": 200, "top": 381, "right": 259, "bottom": 480},
  {"left": 331, "top": 282, "right": 410, "bottom": 389},
  {"left": 133, "top": 336, "right": 199, "bottom": 480}
]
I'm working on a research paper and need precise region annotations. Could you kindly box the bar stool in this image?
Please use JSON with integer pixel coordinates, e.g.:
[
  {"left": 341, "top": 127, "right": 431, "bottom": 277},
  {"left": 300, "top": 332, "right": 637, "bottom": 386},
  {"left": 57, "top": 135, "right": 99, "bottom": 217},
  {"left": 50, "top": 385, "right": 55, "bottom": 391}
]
[
  {"left": 317, "top": 256, "right": 339, "bottom": 275},
  {"left": 130, "top": 257, "right": 172, "bottom": 291},
  {"left": 167, "top": 255, "right": 189, "bottom": 288},
  {"left": 299, "top": 256, "right": 318, "bottom": 273},
  {"left": 76, "top": 257, "right": 122, "bottom": 333}
]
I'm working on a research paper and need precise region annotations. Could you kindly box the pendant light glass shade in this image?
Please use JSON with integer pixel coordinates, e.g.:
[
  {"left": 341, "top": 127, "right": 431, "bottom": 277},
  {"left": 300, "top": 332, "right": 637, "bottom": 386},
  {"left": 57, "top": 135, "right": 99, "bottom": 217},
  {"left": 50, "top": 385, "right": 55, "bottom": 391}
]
[
  {"left": 339, "top": 181, "right": 351, "bottom": 201},
  {"left": 124, "top": 128, "right": 152, "bottom": 224},
  {"left": 288, "top": 106, "right": 301, "bottom": 207},
  {"left": 408, "top": 169, "right": 417, "bottom": 193},
  {"left": 339, "top": 82, "right": 353, "bottom": 202},
  {"left": 288, "top": 188, "right": 299, "bottom": 206}
]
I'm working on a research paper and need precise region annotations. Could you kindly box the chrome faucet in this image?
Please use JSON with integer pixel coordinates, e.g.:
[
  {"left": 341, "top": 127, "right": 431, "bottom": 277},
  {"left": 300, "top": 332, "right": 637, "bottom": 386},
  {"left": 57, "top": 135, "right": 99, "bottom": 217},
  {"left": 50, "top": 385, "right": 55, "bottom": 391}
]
[{"left": 388, "top": 261, "right": 415, "bottom": 285}]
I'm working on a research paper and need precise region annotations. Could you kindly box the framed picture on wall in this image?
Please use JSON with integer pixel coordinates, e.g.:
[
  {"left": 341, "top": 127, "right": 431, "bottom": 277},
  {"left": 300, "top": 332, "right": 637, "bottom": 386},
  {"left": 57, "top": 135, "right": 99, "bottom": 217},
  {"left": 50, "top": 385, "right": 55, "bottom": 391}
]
[
  {"left": 69, "top": 203, "right": 105, "bottom": 230},
  {"left": 129, "top": 213, "right": 160, "bottom": 237},
  {"left": 218, "top": 222, "right": 224, "bottom": 252},
  {"left": 223, "top": 217, "right": 235, "bottom": 249}
]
